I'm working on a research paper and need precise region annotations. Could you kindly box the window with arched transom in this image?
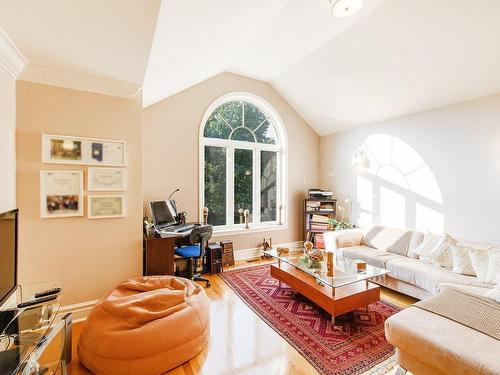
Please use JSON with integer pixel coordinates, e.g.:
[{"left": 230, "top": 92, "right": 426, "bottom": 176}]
[{"left": 200, "top": 93, "right": 286, "bottom": 230}]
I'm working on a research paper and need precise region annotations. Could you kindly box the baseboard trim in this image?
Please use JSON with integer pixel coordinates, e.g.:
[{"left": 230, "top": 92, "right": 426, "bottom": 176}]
[
  {"left": 234, "top": 241, "right": 303, "bottom": 262},
  {"left": 57, "top": 299, "right": 98, "bottom": 322},
  {"left": 58, "top": 241, "right": 304, "bottom": 321}
]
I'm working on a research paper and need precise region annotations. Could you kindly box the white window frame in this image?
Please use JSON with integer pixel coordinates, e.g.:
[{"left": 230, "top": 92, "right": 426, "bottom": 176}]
[{"left": 199, "top": 92, "right": 288, "bottom": 233}]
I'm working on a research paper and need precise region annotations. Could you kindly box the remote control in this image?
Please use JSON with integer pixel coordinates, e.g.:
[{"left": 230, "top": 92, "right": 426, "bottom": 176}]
[
  {"left": 35, "top": 287, "right": 62, "bottom": 299},
  {"left": 17, "top": 295, "right": 57, "bottom": 309}
]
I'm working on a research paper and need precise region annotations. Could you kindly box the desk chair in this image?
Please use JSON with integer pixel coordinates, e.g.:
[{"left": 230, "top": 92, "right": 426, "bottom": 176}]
[{"left": 174, "top": 225, "right": 213, "bottom": 288}]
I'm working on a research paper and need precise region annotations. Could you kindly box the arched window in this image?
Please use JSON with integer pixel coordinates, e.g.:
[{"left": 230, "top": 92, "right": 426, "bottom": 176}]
[{"left": 200, "top": 93, "right": 286, "bottom": 230}]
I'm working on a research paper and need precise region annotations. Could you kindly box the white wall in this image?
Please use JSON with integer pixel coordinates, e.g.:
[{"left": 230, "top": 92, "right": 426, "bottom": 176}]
[
  {"left": 144, "top": 72, "right": 320, "bottom": 251},
  {"left": 0, "top": 66, "right": 16, "bottom": 213},
  {"left": 320, "top": 92, "right": 500, "bottom": 243}
]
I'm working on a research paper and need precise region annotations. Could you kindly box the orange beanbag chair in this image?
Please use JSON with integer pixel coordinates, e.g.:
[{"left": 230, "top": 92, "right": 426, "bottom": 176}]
[{"left": 77, "top": 276, "right": 210, "bottom": 375}]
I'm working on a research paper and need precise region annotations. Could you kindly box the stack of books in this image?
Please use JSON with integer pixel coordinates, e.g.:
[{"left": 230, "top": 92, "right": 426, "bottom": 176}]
[
  {"left": 309, "top": 214, "right": 330, "bottom": 232},
  {"left": 307, "top": 214, "right": 331, "bottom": 249}
]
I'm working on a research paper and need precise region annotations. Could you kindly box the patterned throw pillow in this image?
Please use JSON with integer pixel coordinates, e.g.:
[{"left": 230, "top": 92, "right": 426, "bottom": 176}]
[
  {"left": 450, "top": 242, "right": 483, "bottom": 276},
  {"left": 470, "top": 247, "right": 493, "bottom": 282},
  {"left": 415, "top": 232, "right": 454, "bottom": 269},
  {"left": 486, "top": 249, "right": 500, "bottom": 284}
]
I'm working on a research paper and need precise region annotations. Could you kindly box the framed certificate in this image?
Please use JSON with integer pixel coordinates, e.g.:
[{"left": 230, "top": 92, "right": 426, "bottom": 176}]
[
  {"left": 40, "top": 170, "right": 84, "bottom": 218},
  {"left": 88, "top": 195, "right": 126, "bottom": 219},
  {"left": 88, "top": 168, "right": 126, "bottom": 191},
  {"left": 42, "top": 134, "right": 126, "bottom": 166}
]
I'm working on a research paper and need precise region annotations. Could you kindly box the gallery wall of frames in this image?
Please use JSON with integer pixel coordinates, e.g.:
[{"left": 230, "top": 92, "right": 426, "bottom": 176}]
[{"left": 40, "top": 134, "right": 127, "bottom": 219}]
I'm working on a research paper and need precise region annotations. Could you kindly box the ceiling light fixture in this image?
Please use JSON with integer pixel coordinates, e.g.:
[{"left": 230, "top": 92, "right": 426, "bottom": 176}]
[{"left": 330, "top": 0, "right": 364, "bottom": 17}]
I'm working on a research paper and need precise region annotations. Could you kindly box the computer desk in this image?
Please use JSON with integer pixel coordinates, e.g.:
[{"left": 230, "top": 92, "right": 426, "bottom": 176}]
[{"left": 142, "top": 225, "right": 204, "bottom": 276}]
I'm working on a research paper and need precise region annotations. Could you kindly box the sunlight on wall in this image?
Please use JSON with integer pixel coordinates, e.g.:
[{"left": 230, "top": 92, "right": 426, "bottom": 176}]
[
  {"left": 380, "top": 187, "right": 405, "bottom": 228},
  {"left": 364, "top": 134, "right": 443, "bottom": 204},
  {"left": 356, "top": 176, "right": 373, "bottom": 227},
  {"left": 416, "top": 203, "right": 444, "bottom": 233},
  {"left": 355, "top": 134, "right": 444, "bottom": 232}
]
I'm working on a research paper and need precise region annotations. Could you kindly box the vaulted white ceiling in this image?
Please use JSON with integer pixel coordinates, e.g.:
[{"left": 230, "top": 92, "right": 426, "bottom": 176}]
[{"left": 2, "top": 0, "right": 500, "bottom": 135}]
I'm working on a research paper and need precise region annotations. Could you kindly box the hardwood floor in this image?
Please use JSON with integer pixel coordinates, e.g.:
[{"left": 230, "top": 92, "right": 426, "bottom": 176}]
[{"left": 68, "top": 259, "right": 417, "bottom": 375}]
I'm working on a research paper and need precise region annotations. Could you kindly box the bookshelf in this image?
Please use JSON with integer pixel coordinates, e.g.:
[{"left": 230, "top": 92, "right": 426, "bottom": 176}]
[{"left": 304, "top": 198, "right": 337, "bottom": 249}]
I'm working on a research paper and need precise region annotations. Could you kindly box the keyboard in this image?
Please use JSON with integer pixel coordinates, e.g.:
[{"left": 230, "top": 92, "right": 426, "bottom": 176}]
[
  {"left": 174, "top": 224, "right": 195, "bottom": 233},
  {"left": 158, "top": 223, "right": 195, "bottom": 233}
]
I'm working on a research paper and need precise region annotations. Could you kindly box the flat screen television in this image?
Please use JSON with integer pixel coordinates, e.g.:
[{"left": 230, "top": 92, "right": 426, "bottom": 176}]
[{"left": 0, "top": 209, "right": 18, "bottom": 306}]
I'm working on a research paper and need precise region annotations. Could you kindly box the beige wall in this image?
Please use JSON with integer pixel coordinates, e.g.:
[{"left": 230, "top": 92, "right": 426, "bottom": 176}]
[
  {"left": 16, "top": 81, "right": 143, "bottom": 305},
  {"left": 0, "top": 67, "right": 16, "bottom": 213},
  {"left": 320, "top": 92, "right": 500, "bottom": 243},
  {"left": 144, "top": 72, "right": 320, "bottom": 250}
]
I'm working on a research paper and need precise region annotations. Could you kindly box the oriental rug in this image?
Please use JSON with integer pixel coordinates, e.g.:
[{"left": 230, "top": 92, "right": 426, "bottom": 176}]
[{"left": 220, "top": 264, "right": 400, "bottom": 375}]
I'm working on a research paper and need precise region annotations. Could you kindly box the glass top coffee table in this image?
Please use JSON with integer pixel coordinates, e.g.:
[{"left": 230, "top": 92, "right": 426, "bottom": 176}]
[{"left": 264, "top": 249, "right": 389, "bottom": 324}]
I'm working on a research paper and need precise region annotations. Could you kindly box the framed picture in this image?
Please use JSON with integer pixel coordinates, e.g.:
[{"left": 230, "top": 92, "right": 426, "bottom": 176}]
[
  {"left": 88, "top": 195, "right": 126, "bottom": 219},
  {"left": 88, "top": 140, "right": 126, "bottom": 166},
  {"left": 40, "top": 170, "right": 84, "bottom": 218},
  {"left": 42, "top": 134, "right": 126, "bottom": 166},
  {"left": 88, "top": 168, "right": 126, "bottom": 191}
]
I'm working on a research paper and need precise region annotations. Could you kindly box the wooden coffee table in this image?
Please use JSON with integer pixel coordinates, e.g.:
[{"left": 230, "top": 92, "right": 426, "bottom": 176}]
[{"left": 265, "top": 250, "right": 389, "bottom": 324}]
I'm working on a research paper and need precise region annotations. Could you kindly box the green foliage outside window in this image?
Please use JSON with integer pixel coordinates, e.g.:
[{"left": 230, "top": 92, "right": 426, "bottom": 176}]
[{"left": 204, "top": 100, "right": 280, "bottom": 226}]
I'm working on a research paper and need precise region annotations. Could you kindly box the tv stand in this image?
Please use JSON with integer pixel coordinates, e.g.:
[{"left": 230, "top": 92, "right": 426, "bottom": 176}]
[{"left": 0, "top": 285, "right": 72, "bottom": 374}]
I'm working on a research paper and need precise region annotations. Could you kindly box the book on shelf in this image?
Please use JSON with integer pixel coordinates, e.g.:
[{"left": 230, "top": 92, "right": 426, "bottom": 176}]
[
  {"left": 315, "top": 234, "right": 325, "bottom": 249},
  {"left": 310, "top": 224, "right": 329, "bottom": 231},
  {"left": 311, "top": 214, "right": 329, "bottom": 223},
  {"left": 306, "top": 232, "right": 326, "bottom": 249}
]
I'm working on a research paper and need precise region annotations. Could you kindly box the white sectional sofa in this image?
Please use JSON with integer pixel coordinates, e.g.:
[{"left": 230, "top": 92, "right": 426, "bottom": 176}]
[
  {"left": 323, "top": 226, "right": 493, "bottom": 299},
  {"left": 323, "top": 226, "right": 500, "bottom": 375}
]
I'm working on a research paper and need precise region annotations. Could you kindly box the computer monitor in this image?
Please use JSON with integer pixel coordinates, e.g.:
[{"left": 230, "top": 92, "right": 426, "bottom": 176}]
[{"left": 150, "top": 200, "right": 178, "bottom": 228}]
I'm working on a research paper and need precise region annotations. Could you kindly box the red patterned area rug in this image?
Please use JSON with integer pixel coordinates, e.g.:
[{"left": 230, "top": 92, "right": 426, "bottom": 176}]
[{"left": 220, "top": 264, "right": 401, "bottom": 375}]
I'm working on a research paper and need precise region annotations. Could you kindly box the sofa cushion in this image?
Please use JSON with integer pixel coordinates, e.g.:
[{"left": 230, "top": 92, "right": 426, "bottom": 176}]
[
  {"left": 414, "top": 232, "right": 455, "bottom": 270},
  {"left": 385, "top": 257, "right": 490, "bottom": 295},
  {"left": 407, "top": 231, "right": 425, "bottom": 258},
  {"left": 450, "top": 242, "right": 478, "bottom": 276},
  {"left": 361, "top": 226, "right": 415, "bottom": 256},
  {"left": 339, "top": 245, "right": 406, "bottom": 269},
  {"left": 385, "top": 307, "right": 500, "bottom": 375}
]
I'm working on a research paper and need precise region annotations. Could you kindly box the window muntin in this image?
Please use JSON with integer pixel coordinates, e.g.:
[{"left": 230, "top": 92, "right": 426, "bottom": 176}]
[
  {"left": 201, "top": 96, "right": 284, "bottom": 230},
  {"left": 203, "top": 100, "right": 278, "bottom": 145}
]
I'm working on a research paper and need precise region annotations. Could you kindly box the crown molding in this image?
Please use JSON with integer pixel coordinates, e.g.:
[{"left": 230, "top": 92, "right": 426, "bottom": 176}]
[
  {"left": 0, "top": 28, "right": 27, "bottom": 78},
  {"left": 19, "top": 64, "right": 142, "bottom": 99}
]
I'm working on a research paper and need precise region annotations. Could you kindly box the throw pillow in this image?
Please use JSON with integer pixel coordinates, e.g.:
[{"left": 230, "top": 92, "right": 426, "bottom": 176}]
[
  {"left": 469, "top": 247, "right": 493, "bottom": 283},
  {"left": 450, "top": 242, "right": 481, "bottom": 276},
  {"left": 415, "top": 232, "right": 454, "bottom": 269},
  {"left": 486, "top": 249, "right": 500, "bottom": 284},
  {"left": 486, "top": 283, "right": 500, "bottom": 303}
]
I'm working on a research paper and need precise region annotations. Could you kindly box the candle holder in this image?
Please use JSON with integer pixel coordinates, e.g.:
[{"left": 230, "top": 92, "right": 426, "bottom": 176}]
[{"left": 244, "top": 209, "right": 250, "bottom": 229}]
